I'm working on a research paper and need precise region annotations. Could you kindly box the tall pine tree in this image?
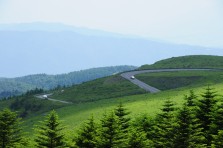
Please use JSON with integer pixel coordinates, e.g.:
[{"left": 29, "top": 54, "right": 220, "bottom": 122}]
[
  {"left": 114, "top": 102, "right": 130, "bottom": 147},
  {"left": 210, "top": 102, "right": 223, "bottom": 137},
  {"left": 174, "top": 90, "right": 206, "bottom": 147},
  {"left": 153, "top": 99, "right": 177, "bottom": 148},
  {"left": 98, "top": 112, "right": 120, "bottom": 148},
  {"left": 174, "top": 105, "right": 191, "bottom": 148},
  {"left": 0, "top": 109, "right": 23, "bottom": 148},
  {"left": 185, "top": 90, "right": 197, "bottom": 107},
  {"left": 133, "top": 114, "right": 155, "bottom": 141},
  {"left": 35, "top": 110, "right": 66, "bottom": 148},
  {"left": 75, "top": 116, "right": 98, "bottom": 148},
  {"left": 196, "top": 87, "right": 217, "bottom": 146},
  {"left": 128, "top": 128, "right": 149, "bottom": 148}
]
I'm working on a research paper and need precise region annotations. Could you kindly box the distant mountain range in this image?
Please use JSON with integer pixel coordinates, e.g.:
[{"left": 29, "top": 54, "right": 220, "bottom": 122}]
[
  {"left": 0, "top": 65, "right": 136, "bottom": 99},
  {"left": 0, "top": 22, "right": 222, "bottom": 77}
]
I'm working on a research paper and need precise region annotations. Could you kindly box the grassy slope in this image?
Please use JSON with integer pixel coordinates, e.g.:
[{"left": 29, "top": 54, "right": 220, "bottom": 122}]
[
  {"left": 0, "top": 65, "right": 136, "bottom": 99},
  {"left": 51, "top": 75, "right": 146, "bottom": 103},
  {"left": 0, "top": 95, "right": 69, "bottom": 118},
  {"left": 24, "top": 83, "right": 223, "bottom": 138},
  {"left": 0, "top": 75, "right": 145, "bottom": 117},
  {"left": 140, "top": 55, "right": 223, "bottom": 70},
  {"left": 135, "top": 71, "right": 223, "bottom": 90},
  {"left": 3, "top": 55, "right": 223, "bottom": 141}
]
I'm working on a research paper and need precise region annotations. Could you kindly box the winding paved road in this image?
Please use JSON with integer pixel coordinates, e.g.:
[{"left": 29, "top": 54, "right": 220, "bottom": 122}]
[
  {"left": 35, "top": 93, "right": 73, "bottom": 104},
  {"left": 121, "top": 69, "right": 221, "bottom": 93}
]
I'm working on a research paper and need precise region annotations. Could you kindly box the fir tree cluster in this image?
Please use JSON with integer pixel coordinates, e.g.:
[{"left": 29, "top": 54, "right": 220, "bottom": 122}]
[{"left": 1, "top": 87, "right": 223, "bottom": 147}]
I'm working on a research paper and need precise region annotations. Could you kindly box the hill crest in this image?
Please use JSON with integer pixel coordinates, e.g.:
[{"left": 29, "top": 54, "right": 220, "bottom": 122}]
[{"left": 140, "top": 55, "right": 223, "bottom": 70}]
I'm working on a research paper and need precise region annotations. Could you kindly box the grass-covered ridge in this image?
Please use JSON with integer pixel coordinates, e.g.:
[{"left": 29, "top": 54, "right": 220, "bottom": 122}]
[
  {"left": 135, "top": 71, "right": 223, "bottom": 90},
  {"left": 51, "top": 75, "right": 146, "bottom": 103},
  {"left": 140, "top": 55, "right": 223, "bottom": 70}
]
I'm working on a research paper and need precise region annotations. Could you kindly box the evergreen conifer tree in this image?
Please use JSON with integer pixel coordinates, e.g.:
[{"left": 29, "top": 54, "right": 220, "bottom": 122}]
[
  {"left": 185, "top": 90, "right": 197, "bottom": 107},
  {"left": 174, "top": 91, "right": 206, "bottom": 147},
  {"left": 153, "top": 99, "right": 176, "bottom": 148},
  {"left": 35, "top": 110, "right": 66, "bottom": 148},
  {"left": 133, "top": 114, "right": 155, "bottom": 141},
  {"left": 211, "top": 130, "right": 223, "bottom": 148},
  {"left": 98, "top": 112, "right": 120, "bottom": 148},
  {"left": 174, "top": 105, "right": 191, "bottom": 148},
  {"left": 75, "top": 116, "right": 98, "bottom": 148},
  {"left": 188, "top": 117, "right": 207, "bottom": 148},
  {"left": 114, "top": 102, "right": 130, "bottom": 146},
  {"left": 128, "top": 128, "right": 149, "bottom": 148},
  {"left": 0, "top": 109, "right": 23, "bottom": 148},
  {"left": 174, "top": 104, "right": 206, "bottom": 147},
  {"left": 210, "top": 102, "right": 223, "bottom": 136},
  {"left": 196, "top": 87, "right": 217, "bottom": 145}
]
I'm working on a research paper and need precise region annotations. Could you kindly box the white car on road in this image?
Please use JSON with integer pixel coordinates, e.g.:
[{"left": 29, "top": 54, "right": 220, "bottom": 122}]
[
  {"left": 43, "top": 95, "right": 48, "bottom": 99},
  {"left": 130, "top": 76, "right": 135, "bottom": 79}
]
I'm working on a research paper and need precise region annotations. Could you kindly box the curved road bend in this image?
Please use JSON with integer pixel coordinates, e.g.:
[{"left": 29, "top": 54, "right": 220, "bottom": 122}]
[
  {"left": 35, "top": 93, "right": 73, "bottom": 104},
  {"left": 121, "top": 69, "right": 221, "bottom": 93}
]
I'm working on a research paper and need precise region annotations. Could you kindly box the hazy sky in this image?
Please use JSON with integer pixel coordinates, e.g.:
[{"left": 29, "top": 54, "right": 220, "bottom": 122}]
[{"left": 0, "top": 0, "right": 223, "bottom": 47}]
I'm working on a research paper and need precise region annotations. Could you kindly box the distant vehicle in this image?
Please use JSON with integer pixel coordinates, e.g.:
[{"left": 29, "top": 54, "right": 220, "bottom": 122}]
[
  {"left": 43, "top": 95, "right": 48, "bottom": 99},
  {"left": 130, "top": 76, "right": 135, "bottom": 79}
]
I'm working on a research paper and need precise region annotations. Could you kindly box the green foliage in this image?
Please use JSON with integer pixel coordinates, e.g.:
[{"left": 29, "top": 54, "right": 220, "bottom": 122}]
[
  {"left": 0, "top": 66, "right": 136, "bottom": 99},
  {"left": 185, "top": 90, "right": 197, "bottom": 107},
  {"left": 0, "top": 109, "right": 23, "bottom": 148},
  {"left": 128, "top": 128, "right": 149, "bottom": 148},
  {"left": 178, "top": 90, "right": 207, "bottom": 147},
  {"left": 132, "top": 114, "right": 155, "bottom": 140},
  {"left": 140, "top": 55, "right": 223, "bottom": 70},
  {"left": 98, "top": 112, "right": 120, "bottom": 148},
  {"left": 210, "top": 102, "right": 223, "bottom": 136},
  {"left": 25, "top": 88, "right": 44, "bottom": 96},
  {"left": 35, "top": 110, "right": 66, "bottom": 148},
  {"left": 136, "top": 71, "right": 223, "bottom": 90},
  {"left": 174, "top": 105, "right": 191, "bottom": 148},
  {"left": 153, "top": 99, "right": 177, "bottom": 147},
  {"left": 212, "top": 130, "right": 223, "bottom": 148},
  {"left": 188, "top": 117, "right": 207, "bottom": 148},
  {"left": 75, "top": 116, "right": 98, "bottom": 148},
  {"left": 3, "top": 87, "right": 223, "bottom": 147},
  {"left": 51, "top": 75, "right": 146, "bottom": 103},
  {"left": 114, "top": 102, "right": 131, "bottom": 147},
  {"left": 9, "top": 95, "right": 67, "bottom": 118},
  {"left": 174, "top": 104, "right": 206, "bottom": 147},
  {"left": 196, "top": 87, "right": 217, "bottom": 145},
  {"left": 0, "top": 79, "right": 34, "bottom": 98}
]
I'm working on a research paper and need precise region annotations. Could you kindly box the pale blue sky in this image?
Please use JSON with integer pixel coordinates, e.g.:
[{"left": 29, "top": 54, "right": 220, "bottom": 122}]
[{"left": 0, "top": 0, "right": 223, "bottom": 48}]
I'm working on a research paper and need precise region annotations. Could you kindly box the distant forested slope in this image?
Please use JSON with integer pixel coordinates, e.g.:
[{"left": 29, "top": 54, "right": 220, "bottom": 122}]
[{"left": 0, "top": 65, "right": 136, "bottom": 98}]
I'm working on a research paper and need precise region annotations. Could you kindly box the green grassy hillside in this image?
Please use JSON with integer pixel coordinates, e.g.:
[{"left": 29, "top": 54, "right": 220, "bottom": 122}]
[
  {"left": 0, "top": 65, "right": 136, "bottom": 99},
  {"left": 2, "top": 55, "right": 223, "bottom": 145},
  {"left": 24, "top": 83, "right": 223, "bottom": 138},
  {"left": 0, "top": 75, "right": 145, "bottom": 118},
  {"left": 51, "top": 75, "right": 146, "bottom": 103},
  {"left": 140, "top": 55, "right": 223, "bottom": 70},
  {"left": 135, "top": 70, "right": 223, "bottom": 90}
]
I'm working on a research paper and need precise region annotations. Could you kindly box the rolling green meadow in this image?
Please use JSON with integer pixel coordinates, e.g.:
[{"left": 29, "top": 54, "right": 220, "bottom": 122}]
[
  {"left": 2, "top": 55, "right": 223, "bottom": 147},
  {"left": 24, "top": 80, "right": 223, "bottom": 136}
]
